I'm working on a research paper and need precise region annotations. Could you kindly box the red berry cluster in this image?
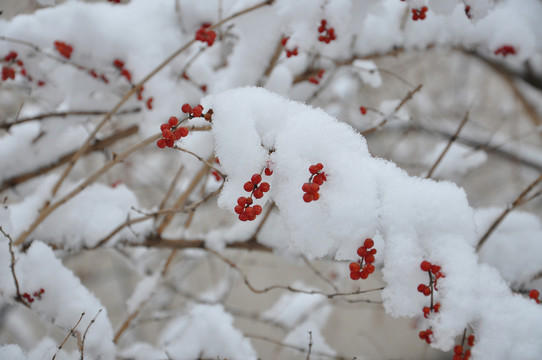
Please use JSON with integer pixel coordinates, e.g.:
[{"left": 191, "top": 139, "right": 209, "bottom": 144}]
[
  {"left": 211, "top": 158, "right": 222, "bottom": 182},
  {"left": 494, "top": 45, "right": 516, "bottom": 57},
  {"left": 88, "top": 69, "right": 109, "bottom": 84},
  {"left": 465, "top": 5, "right": 472, "bottom": 19},
  {"left": 235, "top": 172, "right": 271, "bottom": 221},
  {"left": 529, "top": 289, "right": 540, "bottom": 304},
  {"left": 1, "top": 51, "right": 45, "bottom": 85},
  {"left": 418, "top": 328, "right": 433, "bottom": 344},
  {"left": 412, "top": 6, "right": 428, "bottom": 21},
  {"left": 360, "top": 106, "right": 367, "bottom": 115},
  {"left": 281, "top": 37, "right": 298, "bottom": 57},
  {"left": 317, "top": 19, "right": 336, "bottom": 43},
  {"left": 195, "top": 24, "right": 217, "bottom": 46},
  {"left": 308, "top": 69, "right": 325, "bottom": 85},
  {"left": 453, "top": 335, "right": 475, "bottom": 360},
  {"left": 54, "top": 41, "right": 73, "bottom": 59},
  {"left": 417, "top": 260, "right": 444, "bottom": 295},
  {"left": 112, "top": 59, "right": 154, "bottom": 109},
  {"left": 302, "top": 163, "right": 327, "bottom": 203},
  {"left": 422, "top": 302, "right": 440, "bottom": 318},
  {"left": 157, "top": 116, "right": 189, "bottom": 149},
  {"left": 22, "top": 288, "right": 45, "bottom": 303},
  {"left": 182, "top": 103, "right": 204, "bottom": 118},
  {"left": 349, "top": 238, "right": 377, "bottom": 280}
]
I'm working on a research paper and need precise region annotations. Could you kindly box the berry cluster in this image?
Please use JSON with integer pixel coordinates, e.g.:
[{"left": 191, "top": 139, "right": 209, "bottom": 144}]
[
  {"left": 360, "top": 106, "right": 367, "bottom": 115},
  {"left": 235, "top": 172, "right": 271, "bottom": 221},
  {"left": 1, "top": 51, "right": 45, "bottom": 85},
  {"left": 195, "top": 24, "right": 217, "bottom": 46},
  {"left": 157, "top": 116, "right": 189, "bottom": 149},
  {"left": 529, "top": 289, "right": 540, "bottom": 304},
  {"left": 308, "top": 69, "right": 325, "bottom": 85},
  {"left": 54, "top": 41, "right": 73, "bottom": 59},
  {"left": 317, "top": 19, "right": 336, "bottom": 43},
  {"left": 494, "top": 45, "right": 516, "bottom": 57},
  {"left": 418, "top": 328, "right": 433, "bottom": 344},
  {"left": 349, "top": 238, "right": 377, "bottom": 280},
  {"left": 412, "top": 6, "right": 428, "bottom": 21},
  {"left": 211, "top": 158, "right": 222, "bottom": 182},
  {"left": 22, "top": 288, "right": 45, "bottom": 303},
  {"left": 281, "top": 37, "right": 298, "bottom": 58},
  {"left": 302, "top": 163, "right": 327, "bottom": 203},
  {"left": 112, "top": 59, "right": 154, "bottom": 109},
  {"left": 88, "top": 69, "right": 109, "bottom": 84},
  {"left": 453, "top": 335, "right": 475, "bottom": 360},
  {"left": 464, "top": 5, "right": 472, "bottom": 19},
  {"left": 182, "top": 103, "right": 204, "bottom": 118}
]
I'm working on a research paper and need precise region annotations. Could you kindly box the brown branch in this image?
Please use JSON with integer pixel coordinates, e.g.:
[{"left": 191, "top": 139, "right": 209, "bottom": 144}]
[
  {"left": 48, "top": 0, "right": 274, "bottom": 199},
  {"left": 306, "top": 331, "right": 313, "bottom": 360},
  {"left": 425, "top": 109, "right": 470, "bottom": 178},
  {"left": 0, "top": 125, "right": 139, "bottom": 192},
  {"left": 80, "top": 309, "right": 102, "bottom": 360},
  {"left": 360, "top": 84, "right": 422, "bottom": 136},
  {"left": 137, "top": 233, "right": 273, "bottom": 252},
  {"left": 52, "top": 312, "right": 85, "bottom": 360},
  {"left": 302, "top": 255, "right": 339, "bottom": 292},
  {"left": 0, "top": 226, "right": 26, "bottom": 306},
  {"left": 14, "top": 132, "right": 160, "bottom": 246},
  {"left": 207, "top": 248, "right": 384, "bottom": 298},
  {"left": 158, "top": 165, "right": 184, "bottom": 211},
  {"left": 476, "top": 174, "right": 542, "bottom": 252},
  {"left": 1, "top": 108, "right": 141, "bottom": 130}
]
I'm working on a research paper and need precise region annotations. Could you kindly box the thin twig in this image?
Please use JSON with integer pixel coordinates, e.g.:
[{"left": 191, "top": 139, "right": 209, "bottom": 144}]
[
  {"left": 1, "top": 108, "right": 141, "bottom": 130},
  {"left": 0, "top": 125, "right": 139, "bottom": 192},
  {"left": 426, "top": 109, "right": 470, "bottom": 178},
  {"left": 0, "top": 226, "right": 25, "bottom": 305},
  {"left": 80, "top": 309, "right": 102, "bottom": 360},
  {"left": 302, "top": 255, "right": 339, "bottom": 292},
  {"left": 360, "top": 84, "right": 422, "bottom": 136},
  {"left": 476, "top": 174, "right": 542, "bottom": 252},
  {"left": 207, "top": 248, "right": 384, "bottom": 298},
  {"left": 158, "top": 165, "right": 185, "bottom": 211},
  {"left": 306, "top": 331, "right": 313, "bottom": 360},
  {"left": 52, "top": 312, "right": 85, "bottom": 360},
  {"left": 174, "top": 146, "right": 224, "bottom": 176},
  {"left": 250, "top": 202, "right": 275, "bottom": 240}
]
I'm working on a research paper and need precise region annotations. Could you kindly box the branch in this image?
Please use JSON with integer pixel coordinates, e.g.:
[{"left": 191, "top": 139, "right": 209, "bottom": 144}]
[
  {"left": 0, "top": 125, "right": 139, "bottom": 192},
  {"left": 80, "top": 309, "right": 102, "bottom": 360},
  {"left": 0, "top": 226, "right": 26, "bottom": 306},
  {"left": 476, "top": 173, "right": 542, "bottom": 252},
  {"left": 425, "top": 109, "right": 470, "bottom": 178},
  {"left": 52, "top": 312, "right": 85, "bottom": 360}
]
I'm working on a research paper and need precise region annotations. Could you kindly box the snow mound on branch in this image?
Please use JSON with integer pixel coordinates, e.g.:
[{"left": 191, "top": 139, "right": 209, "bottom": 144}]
[{"left": 203, "top": 86, "right": 542, "bottom": 359}]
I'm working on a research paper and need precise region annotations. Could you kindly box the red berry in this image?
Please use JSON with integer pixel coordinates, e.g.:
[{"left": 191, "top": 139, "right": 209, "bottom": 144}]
[
  {"left": 309, "top": 183, "right": 320, "bottom": 193},
  {"left": 312, "top": 192, "right": 320, "bottom": 201},
  {"left": 364, "top": 263, "right": 375, "bottom": 274},
  {"left": 245, "top": 197, "right": 253, "bottom": 205},
  {"left": 253, "top": 188, "right": 264, "bottom": 199},
  {"left": 423, "top": 306, "right": 431, "bottom": 318},
  {"left": 243, "top": 181, "right": 254, "bottom": 192},
  {"left": 181, "top": 103, "right": 192, "bottom": 113},
  {"left": 359, "top": 270, "right": 369, "bottom": 279},
  {"left": 417, "top": 284, "right": 426, "bottom": 293},
  {"left": 239, "top": 213, "right": 248, "bottom": 221},
  {"left": 168, "top": 116, "right": 179, "bottom": 126},
  {"left": 363, "top": 238, "right": 374, "bottom": 248},
  {"left": 357, "top": 247, "right": 367, "bottom": 257},
  {"left": 420, "top": 261, "right": 432, "bottom": 272},
  {"left": 113, "top": 59, "right": 124, "bottom": 68},
  {"left": 433, "top": 302, "right": 440, "bottom": 312},
  {"left": 350, "top": 271, "right": 360, "bottom": 280},
  {"left": 237, "top": 197, "right": 247, "bottom": 206},
  {"left": 172, "top": 130, "right": 182, "bottom": 140},
  {"left": 245, "top": 207, "right": 255, "bottom": 217},
  {"left": 234, "top": 205, "right": 244, "bottom": 214},
  {"left": 192, "top": 105, "right": 204, "bottom": 117},
  {"left": 253, "top": 205, "right": 262, "bottom": 215},
  {"left": 146, "top": 97, "right": 154, "bottom": 110},
  {"left": 349, "top": 262, "right": 361, "bottom": 272},
  {"left": 160, "top": 123, "right": 171, "bottom": 131},
  {"left": 162, "top": 129, "right": 172, "bottom": 139},
  {"left": 179, "top": 127, "right": 189, "bottom": 137},
  {"left": 303, "top": 193, "right": 313, "bottom": 203},
  {"left": 423, "top": 287, "right": 431, "bottom": 296},
  {"left": 264, "top": 168, "right": 273, "bottom": 176},
  {"left": 259, "top": 182, "right": 270, "bottom": 192},
  {"left": 157, "top": 139, "right": 167, "bottom": 148},
  {"left": 454, "top": 345, "right": 463, "bottom": 355},
  {"left": 467, "top": 334, "right": 475, "bottom": 347},
  {"left": 309, "top": 165, "right": 318, "bottom": 174},
  {"left": 365, "top": 254, "right": 375, "bottom": 264},
  {"left": 302, "top": 183, "right": 311, "bottom": 192},
  {"left": 251, "top": 174, "right": 262, "bottom": 184}
]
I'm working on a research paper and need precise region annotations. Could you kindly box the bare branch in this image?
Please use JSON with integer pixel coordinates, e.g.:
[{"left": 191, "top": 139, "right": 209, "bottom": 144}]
[
  {"left": 52, "top": 312, "right": 85, "bottom": 360},
  {"left": 80, "top": 309, "right": 102, "bottom": 360}
]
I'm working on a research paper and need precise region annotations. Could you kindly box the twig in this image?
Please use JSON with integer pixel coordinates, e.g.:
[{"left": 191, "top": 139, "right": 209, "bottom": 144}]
[
  {"left": 302, "top": 255, "right": 339, "bottom": 292},
  {"left": 174, "top": 146, "right": 224, "bottom": 176},
  {"left": 250, "top": 202, "right": 275, "bottom": 241},
  {"left": 425, "top": 109, "right": 470, "bottom": 178},
  {"left": 247, "top": 333, "right": 347, "bottom": 359},
  {"left": 1, "top": 108, "right": 141, "bottom": 130},
  {"left": 52, "top": 312, "right": 85, "bottom": 360},
  {"left": 207, "top": 248, "right": 384, "bottom": 298},
  {"left": 0, "top": 125, "right": 139, "bottom": 192},
  {"left": 158, "top": 165, "right": 185, "bottom": 211},
  {"left": 0, "top": 226, "right": 25, "bottom": 305},
  {"left": 14, "top": 132, "right": 160, "bottom": 246},
  {"left": 80, "top": 309, "right": 102, "bottom": 360},
  {"left": 360, "top": 84, "right": 422, "bottom": 136},
  {"left": 48, "top": 0, "right": 274, "bottom": 199},
  {"left": 306, "top": 331, "right": 313, "bottom": 360},
  {"left": 476, "top": 174, "right": 542, "bottom": 252}
]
